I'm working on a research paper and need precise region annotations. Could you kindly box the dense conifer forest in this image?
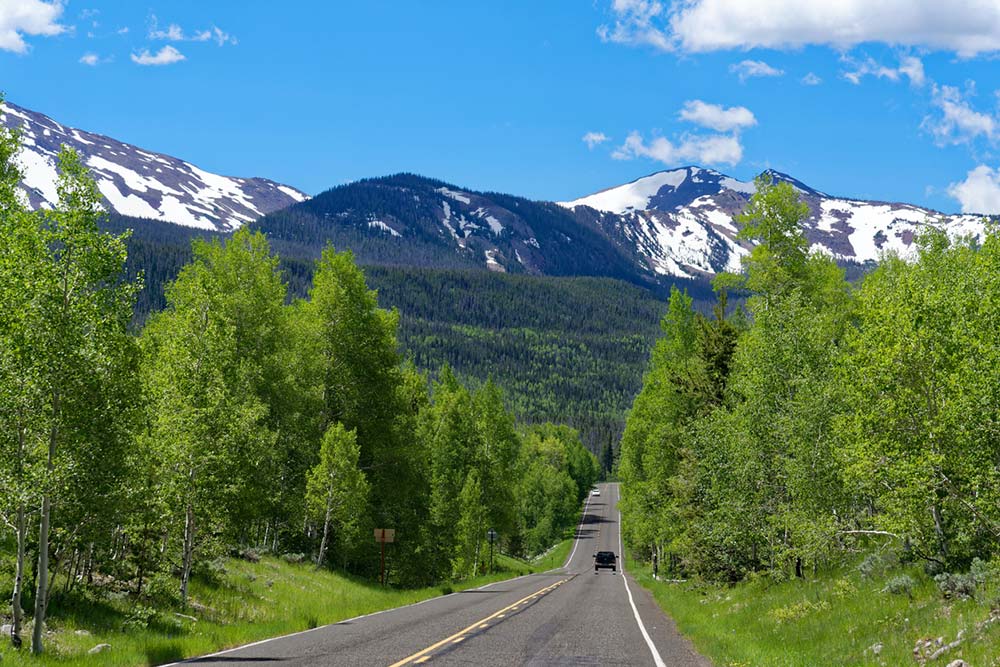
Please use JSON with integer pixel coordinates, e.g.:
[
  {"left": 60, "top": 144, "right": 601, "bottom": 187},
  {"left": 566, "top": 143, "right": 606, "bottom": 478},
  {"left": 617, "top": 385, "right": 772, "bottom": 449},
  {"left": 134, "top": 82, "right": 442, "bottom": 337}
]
[{"left": 100, "top": 209, "right": 721, "bottom": 453}]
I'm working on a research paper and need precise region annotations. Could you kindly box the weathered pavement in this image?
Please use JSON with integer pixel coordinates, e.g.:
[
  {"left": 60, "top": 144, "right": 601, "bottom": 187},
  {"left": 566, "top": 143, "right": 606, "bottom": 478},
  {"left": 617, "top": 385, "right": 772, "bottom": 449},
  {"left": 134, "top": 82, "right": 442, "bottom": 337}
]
[{"left": 175, "top": 483, "right": 709, "bottom": 666}]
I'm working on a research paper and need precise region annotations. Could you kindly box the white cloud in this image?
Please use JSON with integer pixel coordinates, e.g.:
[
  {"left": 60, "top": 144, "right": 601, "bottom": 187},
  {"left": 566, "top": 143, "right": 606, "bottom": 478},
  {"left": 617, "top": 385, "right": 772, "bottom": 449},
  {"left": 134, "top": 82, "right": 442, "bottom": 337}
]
[
  {"left": 79, "top": 52, "right": 98, "bottom": 65},
  {"left": 801, "top": 72, "right": 822, "bottom": 86},
  {"left": 131, "top": 45, "right": 185, "bottom": 66},
  {"left": 678, "top": 100, "right": 756, "bottom": 132},
  {"left": 582, "top": 132, "right": 610, "bottom": 149},
  {"left": 612, "top": 130, "right": 744, "bottom": 166},
  {"left": 729, "top": 59, "right": 784, "bottom": 83},
  {"left": 0, "top": 0, "right": 65, "bottom": 53},
  {"left": 597, "top": 0, "right": 670, "bottom": 51},
  {"left": 117, "top": 26, "right": 129, "bottom": 35},
  {"left": 149, "top": 15, "right": 235, "bottom": 46},
  {"left": 602, "top": 0, "right": 1000, "bottom": 57},
  {"left": 947, "top": 165, "right": 1000, "bottom": 213},
  {"left": 842, "top": 55, "right": 925, "bottom": 87},
  {"left": 149, "top": 20, "right": 184, "bottom": 41},
  {"left": 923, "top": 84, "right": 997, "bottom": 145},
  {"left": 898, "top": 56, "right": 926, "bottom": 87}
]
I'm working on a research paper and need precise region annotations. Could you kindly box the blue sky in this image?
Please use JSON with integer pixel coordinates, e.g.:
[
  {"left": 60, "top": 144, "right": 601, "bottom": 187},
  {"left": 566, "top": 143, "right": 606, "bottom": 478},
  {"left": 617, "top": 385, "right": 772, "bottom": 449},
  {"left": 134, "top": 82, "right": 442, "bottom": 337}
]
[{"left": 5, "top": 1, "right": 1000, "bottom": 213}]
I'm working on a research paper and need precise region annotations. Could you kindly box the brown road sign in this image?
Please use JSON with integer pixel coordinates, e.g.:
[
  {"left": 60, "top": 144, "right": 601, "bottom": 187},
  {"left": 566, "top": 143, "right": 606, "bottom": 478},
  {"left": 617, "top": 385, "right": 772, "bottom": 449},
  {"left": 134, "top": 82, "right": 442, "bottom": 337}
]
[{"left": 374, "top": 528, "right": 395, "bottom": 543}]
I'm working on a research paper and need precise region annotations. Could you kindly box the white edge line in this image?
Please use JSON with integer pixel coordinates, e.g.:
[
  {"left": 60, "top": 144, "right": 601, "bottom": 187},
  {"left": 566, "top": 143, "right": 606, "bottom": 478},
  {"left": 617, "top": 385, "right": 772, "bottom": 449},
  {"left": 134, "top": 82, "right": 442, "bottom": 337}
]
[
  {"left": 160, "top": 491, "right": 597, "bottom": 666},
  {"left": 162, "top": 527, "right": 575, "bottom": 666},
  {"left": 160, "top": 573, "right": 532, "bottom": 667},
  {"left": 617, "top": 484, "right": 667, "bottom": 667}
]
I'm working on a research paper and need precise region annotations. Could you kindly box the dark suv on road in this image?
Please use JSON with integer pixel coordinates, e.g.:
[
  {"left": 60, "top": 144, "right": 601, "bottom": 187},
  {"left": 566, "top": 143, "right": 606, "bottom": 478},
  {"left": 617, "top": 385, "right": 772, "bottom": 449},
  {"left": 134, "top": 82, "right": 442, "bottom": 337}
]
[{"left": 594, "top": 551, "right": 617, "bottom": 573}]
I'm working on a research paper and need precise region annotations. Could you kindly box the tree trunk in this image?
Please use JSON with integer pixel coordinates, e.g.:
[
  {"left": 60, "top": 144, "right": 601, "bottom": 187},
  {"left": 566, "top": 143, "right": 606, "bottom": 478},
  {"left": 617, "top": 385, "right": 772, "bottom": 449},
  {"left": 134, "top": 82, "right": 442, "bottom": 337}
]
[
  {"left": 32, "top": 493, "right": 51, "bottom": 654},
  {"left": 180, "top": 502, "right": 195, "bottom": 608},
  {"left": 32, "top": 393, "right": 58, "bottom": 655},
  {"left": 85, "top": 542, "right": 94, "bottom": 584},
  {"left": 932, "top": 503, "right": 948, "bottom": 558},
  {"left": 11, "top": 501, "right": 26, "bottom": 649},
  {"left": 317, "top": 502, "right": 333, "bottom": 567}
]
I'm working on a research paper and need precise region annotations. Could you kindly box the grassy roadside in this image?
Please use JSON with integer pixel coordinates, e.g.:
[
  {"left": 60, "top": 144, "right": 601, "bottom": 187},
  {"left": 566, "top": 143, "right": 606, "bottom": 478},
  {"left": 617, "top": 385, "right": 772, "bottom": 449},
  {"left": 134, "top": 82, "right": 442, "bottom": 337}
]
[
  {"left": 0, "top": 525, "right": 579, "bottom": 667},
  {"left": 0, "top": 545, "right": 571, "bottom": 667},
  {"left": 630, "top": 557, "right": 1000, "bottom": 667}
]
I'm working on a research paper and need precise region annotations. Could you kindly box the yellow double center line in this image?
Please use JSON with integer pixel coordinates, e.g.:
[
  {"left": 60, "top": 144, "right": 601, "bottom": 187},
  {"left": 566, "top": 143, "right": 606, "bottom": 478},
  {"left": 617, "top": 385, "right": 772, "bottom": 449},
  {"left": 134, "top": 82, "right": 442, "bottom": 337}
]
[{"left": 389, "top": 577, "right": 571, "bottom": 666}]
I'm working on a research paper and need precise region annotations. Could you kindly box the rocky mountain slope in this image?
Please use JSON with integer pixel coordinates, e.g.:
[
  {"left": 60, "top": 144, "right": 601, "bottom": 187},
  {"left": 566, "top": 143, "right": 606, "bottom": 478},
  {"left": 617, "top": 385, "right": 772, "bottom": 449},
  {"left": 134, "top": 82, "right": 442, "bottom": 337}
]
[
  {"left": 1, "top": 101, "right": 307, "bottom": 231},
  {"left": 560, "top": 166, "right": 989, "bottom": 279},
  {"left": 252, "top": 173, "right": 652, "bottom": 286}
]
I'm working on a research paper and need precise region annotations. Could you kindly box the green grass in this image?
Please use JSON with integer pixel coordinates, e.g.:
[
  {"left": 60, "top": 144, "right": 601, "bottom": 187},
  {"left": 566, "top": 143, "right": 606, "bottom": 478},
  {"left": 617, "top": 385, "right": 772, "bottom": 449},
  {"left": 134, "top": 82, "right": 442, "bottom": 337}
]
[
  {"left": 0, "top": 555, "right": 546, "bottom": 666},
  {"left": 631, "top": 558, "right": 1000, "bottom": 667}
]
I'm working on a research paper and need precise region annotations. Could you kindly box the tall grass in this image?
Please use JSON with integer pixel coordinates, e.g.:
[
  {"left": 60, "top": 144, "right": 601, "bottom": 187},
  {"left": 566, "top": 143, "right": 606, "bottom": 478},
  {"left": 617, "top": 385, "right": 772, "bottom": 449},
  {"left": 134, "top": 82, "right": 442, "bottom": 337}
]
[
  {"left": 0, "top": 555, "right": 538, "bottom": 666},
  {"left": 632, "top": 558, "right": 1000, "bottom": 667}
]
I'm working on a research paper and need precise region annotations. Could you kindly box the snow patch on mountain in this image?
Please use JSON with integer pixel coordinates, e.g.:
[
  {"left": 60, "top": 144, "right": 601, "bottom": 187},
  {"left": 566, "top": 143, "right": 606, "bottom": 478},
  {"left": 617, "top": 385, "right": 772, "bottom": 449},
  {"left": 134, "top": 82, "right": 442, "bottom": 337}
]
[
  {"left": 1, "top": 101, "right": 308, "bottom": 231},
  {"left": 562, "top": 166, "right": 992, "bottom": 279}
]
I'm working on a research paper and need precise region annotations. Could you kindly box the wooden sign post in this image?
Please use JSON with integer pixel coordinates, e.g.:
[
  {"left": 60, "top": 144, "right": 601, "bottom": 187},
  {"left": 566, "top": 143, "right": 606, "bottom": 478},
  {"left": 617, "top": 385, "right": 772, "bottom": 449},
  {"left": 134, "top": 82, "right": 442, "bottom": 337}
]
[{"left": 374, "top": 528, "right": 395, "bottom": 586}]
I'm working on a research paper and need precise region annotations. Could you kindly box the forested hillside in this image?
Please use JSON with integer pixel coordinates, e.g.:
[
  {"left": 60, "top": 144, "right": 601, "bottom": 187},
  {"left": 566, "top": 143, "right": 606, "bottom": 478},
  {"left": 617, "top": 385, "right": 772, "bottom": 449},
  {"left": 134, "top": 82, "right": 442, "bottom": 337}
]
[
  {"left": 620, "top": 176, "right": 1000, "bottom": 590},
  {"left": 0, "top": 128, "right": 598, "bottom": 655},
  {"left": 99, "top": 211, "right": 718, "bottom": 453}
]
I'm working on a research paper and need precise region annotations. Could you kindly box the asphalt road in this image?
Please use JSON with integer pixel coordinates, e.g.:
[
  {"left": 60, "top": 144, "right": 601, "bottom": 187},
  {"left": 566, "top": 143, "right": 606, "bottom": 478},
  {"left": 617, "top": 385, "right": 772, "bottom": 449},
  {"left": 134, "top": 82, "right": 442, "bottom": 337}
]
[{"left": 176, "top": 483, "right": 709, "bottom": 666}]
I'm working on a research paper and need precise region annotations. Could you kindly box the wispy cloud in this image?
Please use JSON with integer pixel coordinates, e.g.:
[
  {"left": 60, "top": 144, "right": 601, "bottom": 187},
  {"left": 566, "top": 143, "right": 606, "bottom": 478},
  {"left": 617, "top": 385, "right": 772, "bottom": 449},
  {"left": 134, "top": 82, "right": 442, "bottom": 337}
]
[
  {"left": 678, "top": 100, "right": 756, "bottom": 132},
  {"left": 0, "top": 0, "right": 65, "bottom": 53},
  {"left": 582, "top": 132, "right": 610, "bottom": 149},
  {"left": 148, "top": 15, "right": 236, "bottom": 46},
  {"left": 729, "top": 59, "right": 784, "bottom": 83},
  {"left": 597, "top": 0, "right": 670, "bottom": 51},
  {"left": 131, "top": 45, "right": 186, "bottom": 66},
  {"left": 801, "top": 72, "right": 822, "bottom": 86},
  {"left": 600, "top": 0, "right": 1000, "bottom": 57},
  {"left": 842, "top": 55, "right": 925, "bottom": 87},
  {"left": 612, "top": 131, "right": 745, "bottom": 166}
]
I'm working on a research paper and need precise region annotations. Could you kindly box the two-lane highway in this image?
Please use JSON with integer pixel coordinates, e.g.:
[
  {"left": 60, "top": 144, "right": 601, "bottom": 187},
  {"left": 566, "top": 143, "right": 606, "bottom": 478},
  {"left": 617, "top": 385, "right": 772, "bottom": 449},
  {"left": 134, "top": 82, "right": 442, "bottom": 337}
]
[{"left": 178, "top": 484, "right": 709, "bottom": 666}]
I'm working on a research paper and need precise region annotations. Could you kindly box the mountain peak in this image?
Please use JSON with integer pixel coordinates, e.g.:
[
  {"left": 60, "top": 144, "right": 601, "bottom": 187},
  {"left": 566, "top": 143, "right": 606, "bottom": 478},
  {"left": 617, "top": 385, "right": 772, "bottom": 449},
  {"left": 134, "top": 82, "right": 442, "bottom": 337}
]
[
  {"left": 758, "top": 169, "right": 825, "bottom": 197},
  {"left": 559, "top": 165, "right": 753, "bottom": 214},
  {"left": 1, "top": 100, "right": 308, "bottom": 231}
]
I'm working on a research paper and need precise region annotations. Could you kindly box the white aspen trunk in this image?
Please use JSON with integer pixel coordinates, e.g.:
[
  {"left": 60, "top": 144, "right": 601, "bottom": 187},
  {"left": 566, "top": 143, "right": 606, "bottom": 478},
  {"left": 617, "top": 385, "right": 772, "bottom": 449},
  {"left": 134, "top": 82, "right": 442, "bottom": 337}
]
[
  {"left": 12, "top": 501, "right": 26, "bottom": 647},
  {"left": 180, "top": 502, "right": 195, "bottom": 608},
  {"left": 32, "top": 391, "right": 58, "bottom": 655},
  {"left": 317, "top": 501, "right": 333, "bottom": 567}
]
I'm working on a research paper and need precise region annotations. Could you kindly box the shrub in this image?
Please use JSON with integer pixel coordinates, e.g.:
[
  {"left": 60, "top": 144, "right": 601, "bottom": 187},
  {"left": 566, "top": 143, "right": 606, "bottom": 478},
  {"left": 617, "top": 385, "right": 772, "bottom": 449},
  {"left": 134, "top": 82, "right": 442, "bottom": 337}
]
[
  {"left": 767, "top": 600, "right": 830, "bottom": 624},
  {"left": 281, "top": 552, "right": 306, "bottom": 564},
  {"left": 123, "top": 605, "right": 158, "bottom": 632},
  {"left": 832, "top": 578, "right": 857, "bottom": 598},
  {"left": 933, "top": 561, "right": 989, "bottom": 601},
  {"left": 144, "top": 573, "right": 181, "bottom": 606},
  {"left": 882, "top": 574, "right": 914, "bottom": 597},
  {"left": 238, "top": 547, "right": 261, "bottom": 563}
]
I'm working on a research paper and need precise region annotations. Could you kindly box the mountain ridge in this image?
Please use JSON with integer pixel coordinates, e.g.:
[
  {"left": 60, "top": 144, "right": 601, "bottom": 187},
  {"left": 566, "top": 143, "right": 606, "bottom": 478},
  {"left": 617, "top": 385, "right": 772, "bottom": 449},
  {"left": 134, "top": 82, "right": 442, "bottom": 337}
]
[
  {"left": 0, "top": 100, "right": 308, "bottom": 231},
  {"left": 3, "top": 100, "right": 993, "bottom": 285}
]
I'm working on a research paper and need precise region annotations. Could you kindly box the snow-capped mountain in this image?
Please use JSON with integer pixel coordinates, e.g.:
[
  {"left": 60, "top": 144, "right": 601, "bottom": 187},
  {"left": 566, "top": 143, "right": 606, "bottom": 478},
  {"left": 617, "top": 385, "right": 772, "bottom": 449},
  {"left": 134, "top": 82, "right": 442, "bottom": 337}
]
[
  {"left": 559, "top": 166, "right": 990, "bottom": 279},
  {"left": 1, "top": 101, "right": 307, "bottom": 231}
]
